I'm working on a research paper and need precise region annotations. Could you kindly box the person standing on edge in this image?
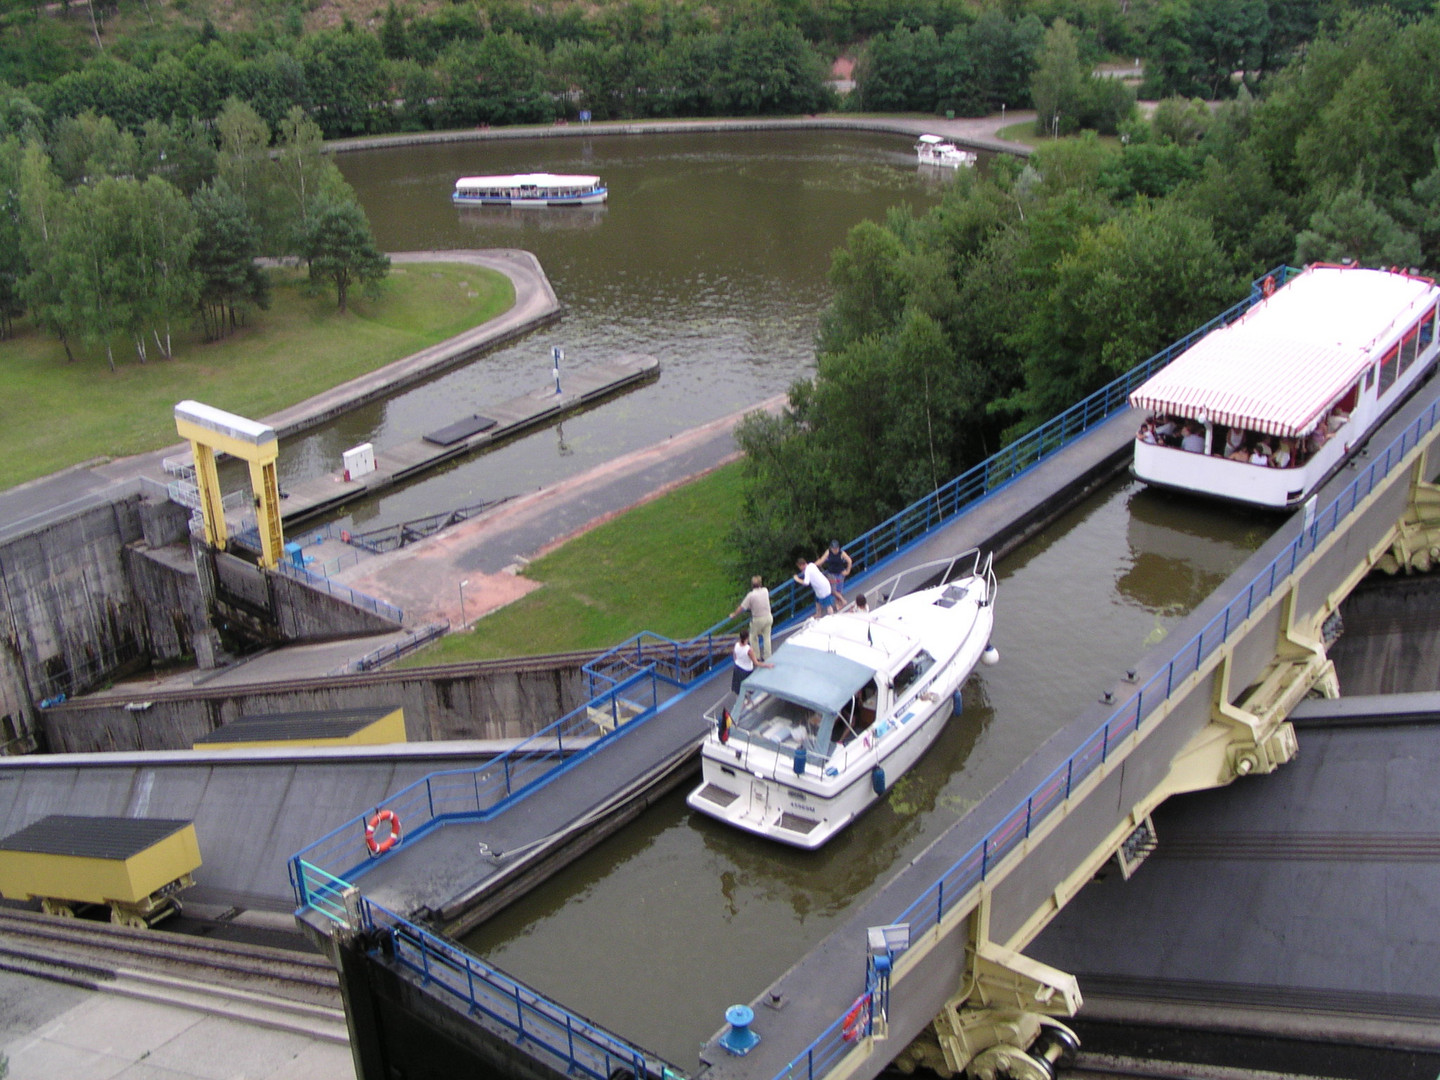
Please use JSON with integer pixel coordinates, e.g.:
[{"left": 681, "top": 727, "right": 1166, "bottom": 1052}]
[
  {"left": 731, "top": 629, "right": 772, "bottom": 694},
  {"left": 794, "top": 556, "right": 834, "bottom": 619},
  {"left": 818, "top": 540, "right": 853, "bottom": 605},
  {"left": 731, "top": 575, "right": 773, "bottom": 660}
]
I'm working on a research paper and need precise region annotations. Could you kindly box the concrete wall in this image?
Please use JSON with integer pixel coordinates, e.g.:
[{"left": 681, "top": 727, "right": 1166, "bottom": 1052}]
[
  {"left": 0, "top": 500, "right": 150, "bottom": 716},
  {"left": 38, "top": 657, "right": 594, "bottom": 753},
  {"left": 1330, "top": 574, "right": 1440, "bottom": 695}
]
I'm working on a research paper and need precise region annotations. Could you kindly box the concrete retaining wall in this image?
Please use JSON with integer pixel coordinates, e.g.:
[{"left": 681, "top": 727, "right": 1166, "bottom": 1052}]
[
  {"left": 38, "top": 656, "right": 594, "bottom": 753},
  {"left": 1330, "top": 574, "right": 1440, "bottom": 695}
]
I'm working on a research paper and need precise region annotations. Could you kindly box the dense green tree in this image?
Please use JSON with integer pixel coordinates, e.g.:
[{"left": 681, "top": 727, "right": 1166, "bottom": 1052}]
[
  {"left": 0, "top": 134, "right": 24, "bottom": 336},
  {"left": 17, "top": 142, "right": 80, "bottom": 359},
  {"left": 1294, "top": 186, "right": 1421, "bottom": 268},
  {"left": 301, "top": 198, "right": 389, "bottom": 312},
  {"left": 299, "top": 28, "right": 387, "bottom": 136},
  {"left": 1031, "top": 18, "right": 1086, "bottom": 135},
  {"left": 191, "top": 181, "right": 269, "bottom": 340}
]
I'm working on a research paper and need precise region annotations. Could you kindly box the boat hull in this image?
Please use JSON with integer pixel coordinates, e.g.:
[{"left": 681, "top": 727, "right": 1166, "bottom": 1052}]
[
  {"left": 452, "top": 190, "right": 608, "bottom": 208},
  {"left": 688, "top": 693, "right": 957, "bottom": 849}
]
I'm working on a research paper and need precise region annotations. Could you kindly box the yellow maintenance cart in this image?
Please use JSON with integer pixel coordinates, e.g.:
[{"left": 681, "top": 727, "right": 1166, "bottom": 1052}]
[
  {"left": 192, "top": 705, "right": 406, "bottom": 750},
  {"left": 0, "top": 815, "right": 201, "bottom": 928}
]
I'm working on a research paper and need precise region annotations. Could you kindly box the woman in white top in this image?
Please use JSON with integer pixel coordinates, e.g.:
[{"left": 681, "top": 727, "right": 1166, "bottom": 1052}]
[{"left": 731, "top": 629, "right": 773, "bottom": 693}]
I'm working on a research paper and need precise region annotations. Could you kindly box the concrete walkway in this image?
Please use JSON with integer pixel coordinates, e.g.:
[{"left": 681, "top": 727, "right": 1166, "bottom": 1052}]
[
  {"left": 0, "top": 969, "right": 354, "bottom": 1080},
  {"left": 324, "top": 112, "right": 1039, "bottom": 159}
]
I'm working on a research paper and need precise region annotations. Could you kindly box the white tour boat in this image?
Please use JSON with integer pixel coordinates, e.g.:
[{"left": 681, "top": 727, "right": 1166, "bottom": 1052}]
[
  {"left": 1130, "top": 264, "right": 1440, "bottom": 509},
  {"left": 687, "top": 550, "right": 998, "bottom": 849},
  {"left": 452, "top": 173, "right": 608, "bottom": 208},
  {"left": 915, "top": 133, "right": 977, "bottom": 169}
]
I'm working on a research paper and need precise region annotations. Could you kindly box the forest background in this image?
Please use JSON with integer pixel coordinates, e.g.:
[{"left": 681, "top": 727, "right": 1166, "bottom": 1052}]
[{"left": 1, "top": 0, "right": 1439, "bottom": 577}]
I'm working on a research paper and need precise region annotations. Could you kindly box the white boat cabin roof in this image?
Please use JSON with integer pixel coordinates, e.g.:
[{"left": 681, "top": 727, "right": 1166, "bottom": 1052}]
[
  {"left": 917, "top": 134, "right": 949, "bottom": 144},
  {"left": 455, "top": 173, "right": 601, "bottom": 188},
  {"left": 1130, "top": 265, "right": 1440, "bottom": 438}
]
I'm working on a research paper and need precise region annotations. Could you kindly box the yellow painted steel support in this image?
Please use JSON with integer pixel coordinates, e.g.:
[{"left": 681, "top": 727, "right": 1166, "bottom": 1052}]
[
  {"left": 891, "top": 894, "right": 1081, "bottom": 1080},
  {"left": 174, "top": 400, "right": 284, "bottom": 568},
  {"left": 191, "top": 442, "right": 227, "bottom": 550},
  {"left": 1376, "top": 463, "right": 1440, "bottom": 574}
]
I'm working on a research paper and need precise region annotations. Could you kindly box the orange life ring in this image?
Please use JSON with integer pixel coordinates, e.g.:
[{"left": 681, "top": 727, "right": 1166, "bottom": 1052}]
[
  {"left": 365, "top": 809, "right": 401, "bottom": 856},
  {"left": 1262, "top": 274, "right": 1276, "bottom": 298},
  {"left": 841, "top": 998, "right": 867, "bottom": 1043}
]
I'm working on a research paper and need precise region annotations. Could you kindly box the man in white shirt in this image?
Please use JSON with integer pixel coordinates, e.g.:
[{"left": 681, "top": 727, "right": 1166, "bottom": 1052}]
[{"left": 794, "top": 557, "right": 835, "bottom": 619}]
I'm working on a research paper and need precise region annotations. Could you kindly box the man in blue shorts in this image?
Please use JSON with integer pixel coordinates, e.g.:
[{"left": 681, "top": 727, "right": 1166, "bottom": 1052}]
[{"left": 794, "top": 556, "right": 835, "bottom": 619}]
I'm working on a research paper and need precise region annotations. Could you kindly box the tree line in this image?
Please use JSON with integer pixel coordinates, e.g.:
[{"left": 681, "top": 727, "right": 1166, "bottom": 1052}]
[
  {"left": 731, "top": 7, "right": 1440, "bottom": 575},
  {"left": 0, "top": 101, "right": 388, "bottom": 362}
]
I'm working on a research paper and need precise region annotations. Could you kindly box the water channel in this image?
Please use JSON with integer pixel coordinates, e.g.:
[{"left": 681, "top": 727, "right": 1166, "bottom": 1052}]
[
  {"left": 308, "top": 129, "right": 1280, "bottom": 1065},
  {"left": 289, "top": 129, "right": 969, "bottom": 530},
  {"left": 462, "top": 476, "right": 1272, "bottom": 1065}
]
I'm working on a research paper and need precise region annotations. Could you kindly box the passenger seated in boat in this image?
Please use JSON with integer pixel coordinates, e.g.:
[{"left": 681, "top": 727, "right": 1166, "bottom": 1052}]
[
  {"left": 1138, "top": 421, "right": 1158, "bottom": 445},
  {"left": 1180, "top": 424, "right": 1205, "bottom": 453},
  {"left": 1153, "top": 416, "right": 1179, "bottom": 445},
  {"left": 1248, "top": 442, "right": 1271, "bottom": 466},
  {"left": 1271, "top": 439, "right": 1294, "bottom": 468},
  {"left": 1223, "top": 427, "right": 1246, "bottom": 458}
]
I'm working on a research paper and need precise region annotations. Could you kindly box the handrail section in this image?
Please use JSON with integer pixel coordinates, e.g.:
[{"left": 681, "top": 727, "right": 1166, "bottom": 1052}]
[{"left": 770, "top": 369, "right": 1440, "bottom": 1080}]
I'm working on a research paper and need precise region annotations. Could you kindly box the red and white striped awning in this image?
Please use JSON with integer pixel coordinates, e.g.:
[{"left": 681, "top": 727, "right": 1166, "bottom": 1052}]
[{"left": 1130, "top": 266, "right": 1440, "bottom": 438}]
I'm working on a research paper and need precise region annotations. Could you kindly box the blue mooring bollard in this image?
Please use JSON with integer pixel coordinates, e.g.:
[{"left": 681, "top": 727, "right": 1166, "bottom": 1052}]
[{"left": 719, "top": 1004, "right": 760, "bottom": 1056}]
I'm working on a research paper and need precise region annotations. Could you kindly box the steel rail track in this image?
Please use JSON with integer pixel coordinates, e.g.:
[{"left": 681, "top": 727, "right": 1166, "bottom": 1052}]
[{"left": 0, "top": 907, "right": 339, "bottom": 1003}]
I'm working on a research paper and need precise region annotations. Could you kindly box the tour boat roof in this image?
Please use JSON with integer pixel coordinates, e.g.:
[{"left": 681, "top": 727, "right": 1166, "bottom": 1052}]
[
  {"left": 455, "top": 173, "right": 601, "bottom": 187},
  {"left": 917, "top": 134, "right": 947, "bottom": 144},
  {"left": 1129, "top": 265, "right": 1440, "bottom": 437},
  {"left": 739, "top": 644, "right": 874, "bottom": 716}
]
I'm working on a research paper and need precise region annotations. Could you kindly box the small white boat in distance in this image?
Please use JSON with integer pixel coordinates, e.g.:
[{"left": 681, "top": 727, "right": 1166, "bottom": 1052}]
[
  {"left": 452, "top": 173, "right": 608, "bottom": 208},
  {"left": 915, "top": 133, "right": 976, "bottom": 168},
  {"left": 687, "top": 550, "right": 998, "bottom": 849},
  {"left": 1130, "top": 264, "right": 1440, "bottom": 509}
]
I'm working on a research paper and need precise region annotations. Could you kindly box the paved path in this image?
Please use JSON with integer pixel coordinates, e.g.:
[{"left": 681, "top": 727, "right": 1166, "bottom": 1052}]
[
  {"left": 325, "top": 112, "right": 1039, "bottom": 158},
  {"left": 0, "top": 969, "right": 354, "bottom": 1080},
  {"left": 0, "top": 250, "right": 558, "bottom": 547}
]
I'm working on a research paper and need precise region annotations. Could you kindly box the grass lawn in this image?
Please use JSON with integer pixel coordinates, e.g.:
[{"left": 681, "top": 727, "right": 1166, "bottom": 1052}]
[
  {"left": 997, "top": 120, "right": 1124, "bottom": 149},
  {"left": 402, "top": 462, "right": 750, "bottom": 664},
  {"left": 0, "top": 262, "right": 513, "bottom": 489}
]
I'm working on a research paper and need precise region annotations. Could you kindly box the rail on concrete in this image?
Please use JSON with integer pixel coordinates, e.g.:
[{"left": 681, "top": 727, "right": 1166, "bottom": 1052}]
[
  {"left": 769, "top": 370, "right": 1440, "bottom": 1080},
  {"left": 289, "top": 266, "right": 1293, "bottom": 1080}
]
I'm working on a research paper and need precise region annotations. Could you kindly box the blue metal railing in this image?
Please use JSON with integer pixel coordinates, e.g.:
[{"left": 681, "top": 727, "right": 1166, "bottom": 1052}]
[
  {"left": 361, "top": 896, "right": 664, "bottom": 1080},
  {"left": 770, "top": 391, "right": 1440, "bottom": 1080},
  {"left": 585, "top": 266, "right": 1297, "bottom": 689},
  {"left": 289, "top": 667, "right": 664, "bottom": 905}
]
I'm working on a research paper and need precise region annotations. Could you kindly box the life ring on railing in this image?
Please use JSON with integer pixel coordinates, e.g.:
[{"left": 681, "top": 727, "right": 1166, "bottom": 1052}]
[
  {"left": 365, "top": 809, "right": 401, "bottom": 856},
  {"left": 1262, "top": 274, "right": 1276, "bottom": 298},
  {"left": 841, "top": 997, "right": 867, "bottom": 1043}
]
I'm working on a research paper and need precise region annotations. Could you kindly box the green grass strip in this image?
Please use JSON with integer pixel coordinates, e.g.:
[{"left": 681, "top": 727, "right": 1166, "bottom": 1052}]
[
  {"left": 404, "top": 461, "right": 748, "bottom": 664},
  {"left": 0, "top": 262, "right": 513, "bottom": 489}
]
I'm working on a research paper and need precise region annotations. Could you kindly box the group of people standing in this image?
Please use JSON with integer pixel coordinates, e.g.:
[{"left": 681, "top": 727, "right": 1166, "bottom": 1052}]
[{"left": 728, "top": 540, "right": 856, "bottom": 693}]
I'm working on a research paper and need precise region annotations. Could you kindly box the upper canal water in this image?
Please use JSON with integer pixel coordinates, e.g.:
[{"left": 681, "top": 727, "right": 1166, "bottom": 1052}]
[
  {"left": 294, "top": 129, "right": 964, "bottom": 529},
  {"left": 318, "top": 128, "right": 1275, "bottom": 1067}
]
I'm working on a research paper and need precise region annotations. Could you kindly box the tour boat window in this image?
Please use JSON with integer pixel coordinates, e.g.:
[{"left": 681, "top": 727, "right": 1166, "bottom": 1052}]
[
  {"left": 1424, "top": 307, "right": 1438, "bottom": 348},
  {"left": 1401, "top": 328, "right": 1419, "bottom": 373},
  {"left": 1364, "top": 366, "right": 1375, "bottom": 390},
  {"left": 1379, "top": 347, "right": 1400, "bottom": 393}
]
